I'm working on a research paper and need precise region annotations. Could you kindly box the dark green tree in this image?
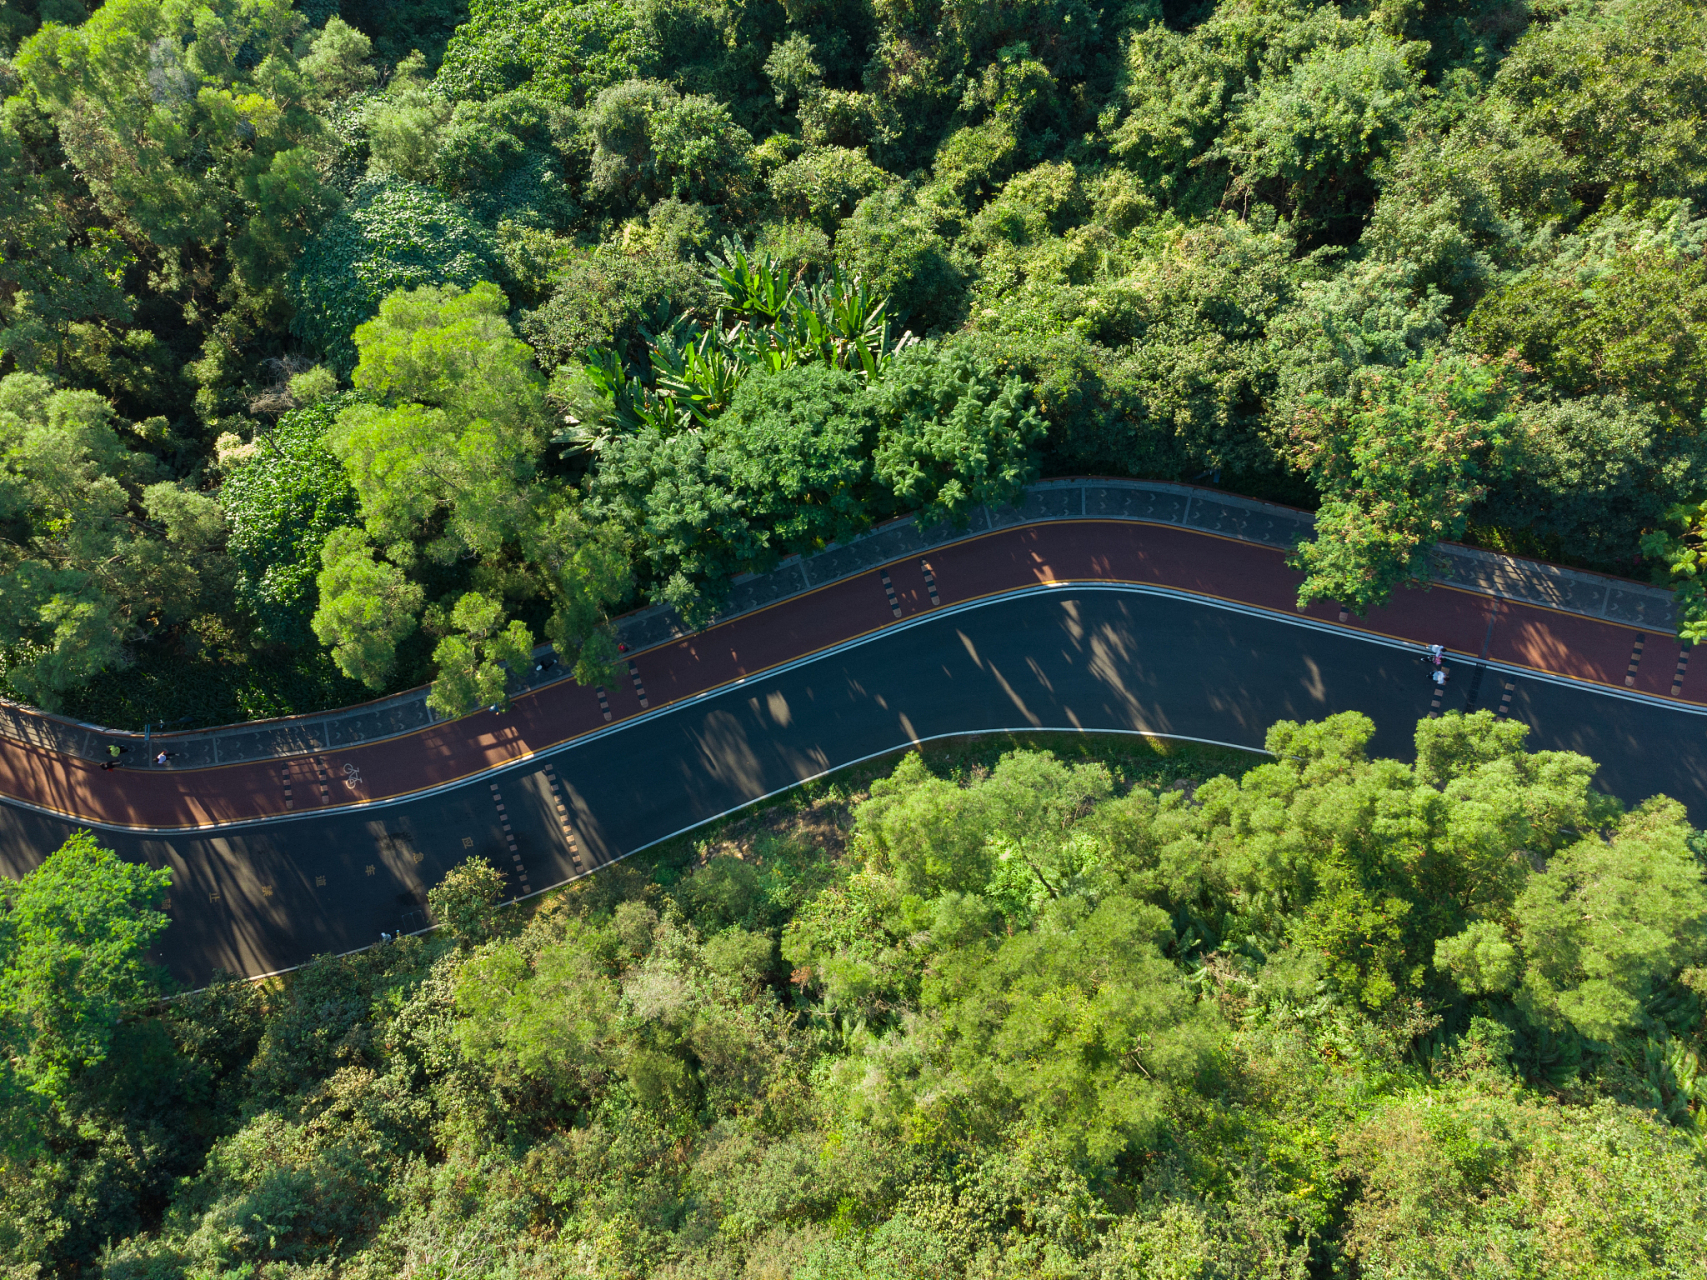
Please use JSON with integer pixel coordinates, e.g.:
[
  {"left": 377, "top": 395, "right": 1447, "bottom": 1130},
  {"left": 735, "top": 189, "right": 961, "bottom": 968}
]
[
  {"left": 867, "top": 342, "right": 1045, "bottom": 528},
  {"left": 220, "top": 395, "right": 363, "bottom": 648},
  {"left": 289, "top": 179, "right": 497, "bottom": 374}
]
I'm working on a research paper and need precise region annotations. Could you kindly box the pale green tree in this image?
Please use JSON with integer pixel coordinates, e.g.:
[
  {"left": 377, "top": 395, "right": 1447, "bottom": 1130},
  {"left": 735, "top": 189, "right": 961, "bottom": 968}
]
[
  {"left": 427, "top": 855, "right": 508, "bottom": 946},
  {"left": 841, "top": 892, "right": 1217, "bottom": 1167},
  {"left": 1513, "top": 799, "right": 1707, "bottom": 1041},
  {"left": 1433, "top": 919, "right": 1521, "bottom": 997},
  {"left": 521, "top": 497, "right": 632, "bottom": 685},
  {"left": 426, "top": 592, "right": 535, "bottom": 717},
  {"left": 310, "top": 526, "right": 423, "bottom": 689},
  {"left": 316, "top": 282, "right": 630, "bottom": 699},
  {"left": 855, "top": 748, "right": 1113, "bottom": 920},
  {"left": 334, "top": 280, "right": 547, "bottom": 554},
  {"left": 298, "top": 17, "right": 378, "bottom": 100},
  {"left": 1287, "top": 352, "right": 1524, "bottom": 614},
  {"left": 1436, "top": 797, "right": 1707, "bottom": 1040}
]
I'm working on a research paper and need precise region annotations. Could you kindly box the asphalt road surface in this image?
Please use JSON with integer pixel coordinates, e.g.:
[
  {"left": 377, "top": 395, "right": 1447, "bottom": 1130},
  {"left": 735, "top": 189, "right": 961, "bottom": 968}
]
[{"left": 2, "top": 586, "right": 1700, "bottom": 987}]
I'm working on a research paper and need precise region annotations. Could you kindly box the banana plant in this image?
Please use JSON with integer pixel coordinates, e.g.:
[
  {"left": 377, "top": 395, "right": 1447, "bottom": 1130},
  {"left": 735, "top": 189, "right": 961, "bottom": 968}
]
[
  {"left": 709, "top": 242, "right": 798, "bottom": 323},
  {"left": 649, "top": 324, "right": 749, "bottom": 427},
  {"left": 548, "top": 348, "right": 636, "bottom": 455},
  {"left": 721, "top": 314, "right": 788, "bottom": 376},
  {"left": 809, "top": 266, "right": 918, "bottom": 381},
  {"left": 567, "top": 252, "right": 918, "bottom": 443},
  {"left": 1639, "top": 1031, "right": 1707, "bottom": 1143},
  {"left": 550, "top": 344, "right": 686, "bottom": 453}
]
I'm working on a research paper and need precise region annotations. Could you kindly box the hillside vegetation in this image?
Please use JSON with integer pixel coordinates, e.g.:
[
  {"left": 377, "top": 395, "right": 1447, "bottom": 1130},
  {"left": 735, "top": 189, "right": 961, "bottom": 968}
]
[
  {"left": 6, "top": 714, "right": 1707, "bottom": 1277},
  {"left": 1, "top": 0, "right": 1706, "bottom": 724}
]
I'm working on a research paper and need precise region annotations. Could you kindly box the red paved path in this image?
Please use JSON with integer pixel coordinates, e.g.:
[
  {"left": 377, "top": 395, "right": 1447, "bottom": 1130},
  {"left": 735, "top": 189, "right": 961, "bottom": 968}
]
[{"left": 0, "top": 521, "right": 1687, "bottom": 830}]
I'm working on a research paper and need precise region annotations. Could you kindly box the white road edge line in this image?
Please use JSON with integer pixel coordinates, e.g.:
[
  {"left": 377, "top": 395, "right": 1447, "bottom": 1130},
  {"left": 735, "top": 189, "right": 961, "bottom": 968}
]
[{"left": 217, "top": 726, "right": 1271, "bottom": 986}]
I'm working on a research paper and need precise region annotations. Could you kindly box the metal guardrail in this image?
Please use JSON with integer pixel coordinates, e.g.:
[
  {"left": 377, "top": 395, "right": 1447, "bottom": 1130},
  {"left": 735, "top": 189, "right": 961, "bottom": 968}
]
[{"left": 0, "top": 478, "right": 1673, "bottom": 769}]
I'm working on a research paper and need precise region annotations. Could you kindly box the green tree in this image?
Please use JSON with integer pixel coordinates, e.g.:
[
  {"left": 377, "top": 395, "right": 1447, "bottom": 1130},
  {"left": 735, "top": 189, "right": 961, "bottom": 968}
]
[
  {"left": 845, "top": 892, "right": 1216, "bottom": 1167},
  {"left": 1287, "top": 352, "right": 1524, "bottom": 614},
  {"left": 1103, "top": 0, "right": 1362, "bottom": 217},
  {"left": 835, "top": 184, "right": 968, "bottom": 329},
  {"left": 363, "top": 54, "right": 456, "bottom": 187},
  {"left": 1511, "top": 799, "right": 1707, "bottom": 1041},
  {"left": 427, "top": 855, "right": 508, "bottom": 945},
  {"left": 298, "top": 17, "right": 378, "bottom": 101},
  {"left": 331, "top": 280, "right": 547, "bottom": 554},
  {"left": 1642, "top": 498, "right": 1707, "bottom": 643},
  {"left": 337, "top": 0, "right": 467, "bottom": 68},
  {"left": 17, "top": 0, "right": 342, "bottom": 426},
  {"left": 715, "top": 365, "right": 873, "bottom": 546},
  {"left": 434, "top": 0, "right": 653, "bottom": 106},
  {"left": 1433, "top": 919, "right": 1521, "bottom": 997},
  {"left": 1464, "top": 206, "right": 1707, "bottom": 430},
  {"left": 0, "top": 374, "right": 232, "bottom": 709},
  {"left": 432, "top": 93, "right": 580, "bottom": 228},
  {"left": 585, "top": 79, "right": 755, "bottom": 212},
  {"left": 289, "top": 179, "right": 496, "bottom": 373},
  {"left": 317, "top": 282, "right": 627, "bottom": 694},
  {"left": 0, "top": 0, "right": 90, "bottom": 56},
  {"left": 1082, "top": 710, "right": 1605, "bottom": 1010},
  {"left": 520, "top": 239, "right": 713, "bottom": 372},
  {"left": 426, "top": 591, "right": 535, "bottom": 717},
  {"left": 453, "top": 924, "right": 626, "bottom": 1099},
  {"left": 521, "top": 499, "right": 633, "bottom": 684},
  {"left": 868, "top": 343, "right": 1044, "bottom": 528},
  {"left": 1489, "top": 0, "right": 1707, "bottom": 214},
  {"left": 1215, "top": 22, "right": 1424, "bottom": 237},
  {"left": 310, "top": 526, "right": 423, "bottom": 689},
  {"left": 0, "top": 97, "right": 138, "bottom": 392},
  {"left": 589, "top": 363, "right": 873, "bottom": 618},
  {"left": 586, "top": 426, "right": 769, "bottom": 619},
  {"left": 855, "top": 748, "right": 1112, "bottom": 912},
  {"left": 219, "top": 396, "right": 362, "bottom": 648},
  {"left": 0, "top": 831, "right": 172, "bottom": 1106},
  {"left": 770, "top": 146, "right": 890, "bottom": 233},
  {"left": 1478, "top": 393, "right": 1703, "bottom": 568},
  {"left": 1341, "top": 1086, "right": 1707, "bottom": 1274}
]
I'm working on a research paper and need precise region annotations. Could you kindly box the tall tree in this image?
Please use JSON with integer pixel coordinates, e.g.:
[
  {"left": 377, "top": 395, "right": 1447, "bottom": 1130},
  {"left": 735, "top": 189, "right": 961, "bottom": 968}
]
[
  {"left": 316, "top": 282, "right": 628, "bottom": 706},
  {"left": 0, "top": 373, "right": 232, "bottom": 708},
  {"left": 15, "top": 0, "right": 341, "bottom": 429},
  {"left": 0, "top": 831, "right": 172, "bottom": 1108}
]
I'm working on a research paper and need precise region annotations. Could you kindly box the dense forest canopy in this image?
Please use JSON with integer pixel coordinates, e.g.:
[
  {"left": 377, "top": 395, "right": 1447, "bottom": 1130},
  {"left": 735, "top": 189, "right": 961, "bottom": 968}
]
[
  {"left": 6, "top": 714, "right": 1707, "bottom": 1276},
  {"left": 0, "top": 0, "right": 1704, "bottom": 722},
  {"left": 8, "top": 0, "right": 1707, "bottom": 1274}
]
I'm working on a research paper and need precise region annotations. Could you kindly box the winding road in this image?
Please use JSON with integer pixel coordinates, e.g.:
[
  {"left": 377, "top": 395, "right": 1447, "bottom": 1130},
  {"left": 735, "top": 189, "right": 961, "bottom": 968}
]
[{"left": 0, "top": 515, "right": 1701, "bottom": 986}]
